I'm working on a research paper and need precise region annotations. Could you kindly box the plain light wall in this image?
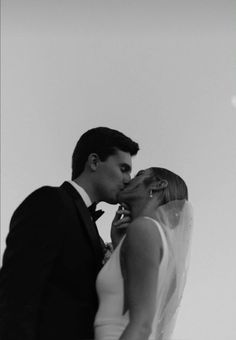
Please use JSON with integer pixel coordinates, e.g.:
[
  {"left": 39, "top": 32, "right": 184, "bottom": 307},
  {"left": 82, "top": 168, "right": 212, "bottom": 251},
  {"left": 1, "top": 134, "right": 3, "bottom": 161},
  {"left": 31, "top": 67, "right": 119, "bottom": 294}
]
[{"left": 1, "top": 1, "right": 236, "bottom": 339}]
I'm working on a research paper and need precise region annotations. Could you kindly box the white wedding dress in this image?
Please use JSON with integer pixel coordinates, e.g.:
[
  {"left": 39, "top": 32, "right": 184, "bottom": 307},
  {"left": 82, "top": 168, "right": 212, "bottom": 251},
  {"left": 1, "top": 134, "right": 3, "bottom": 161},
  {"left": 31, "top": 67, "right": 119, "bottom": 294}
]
[{"left": 94, "top": 201, "right": 193, "bottom": 340}]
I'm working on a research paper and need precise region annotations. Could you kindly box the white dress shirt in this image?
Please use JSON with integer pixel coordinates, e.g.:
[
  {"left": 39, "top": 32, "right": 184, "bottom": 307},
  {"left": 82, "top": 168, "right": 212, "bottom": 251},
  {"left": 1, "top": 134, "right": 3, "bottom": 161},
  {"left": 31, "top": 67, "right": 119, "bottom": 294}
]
[{"left": 68, "top": 180, "right": 92, "bottom": 208}]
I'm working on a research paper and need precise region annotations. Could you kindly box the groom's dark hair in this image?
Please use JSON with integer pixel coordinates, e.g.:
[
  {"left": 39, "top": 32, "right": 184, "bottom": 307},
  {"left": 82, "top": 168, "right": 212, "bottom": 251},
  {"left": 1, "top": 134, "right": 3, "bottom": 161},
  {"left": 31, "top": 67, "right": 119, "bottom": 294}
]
[{"left": 71, "top": 127, "right": 139, "bottom": 180}]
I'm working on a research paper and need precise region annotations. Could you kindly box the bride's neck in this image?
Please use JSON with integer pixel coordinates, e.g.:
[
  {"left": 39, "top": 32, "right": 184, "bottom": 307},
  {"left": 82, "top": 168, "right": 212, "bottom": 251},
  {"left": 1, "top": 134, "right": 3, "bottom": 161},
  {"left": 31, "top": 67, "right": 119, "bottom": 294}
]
[{"left": 131, "top": 201, "right": 157, "bottom": 220}]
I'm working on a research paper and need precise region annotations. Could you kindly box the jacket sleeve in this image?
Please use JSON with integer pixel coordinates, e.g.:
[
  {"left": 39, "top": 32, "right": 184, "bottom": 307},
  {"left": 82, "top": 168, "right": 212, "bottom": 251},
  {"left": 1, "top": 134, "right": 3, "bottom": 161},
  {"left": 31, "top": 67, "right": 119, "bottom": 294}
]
[{"left": 0, "top": 187, "right": 65, "bottom": 340}]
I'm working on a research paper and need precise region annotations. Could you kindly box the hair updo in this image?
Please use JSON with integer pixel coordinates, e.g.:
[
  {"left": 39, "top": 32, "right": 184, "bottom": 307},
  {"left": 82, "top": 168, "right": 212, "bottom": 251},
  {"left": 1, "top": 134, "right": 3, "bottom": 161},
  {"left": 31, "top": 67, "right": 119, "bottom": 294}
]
[{"left": 147, "top": 167, "right": 188, "bottom": 227}]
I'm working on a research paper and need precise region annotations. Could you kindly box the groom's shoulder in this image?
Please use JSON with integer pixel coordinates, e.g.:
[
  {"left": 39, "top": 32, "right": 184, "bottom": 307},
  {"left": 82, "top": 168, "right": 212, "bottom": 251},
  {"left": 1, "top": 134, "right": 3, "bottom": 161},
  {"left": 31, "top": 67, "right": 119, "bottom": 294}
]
[
  {"left": 27, "top": 183, "right": 61, "bottom": 198},
  {"left": 15, "top": 183, "right": 63, "bottom": 212}
]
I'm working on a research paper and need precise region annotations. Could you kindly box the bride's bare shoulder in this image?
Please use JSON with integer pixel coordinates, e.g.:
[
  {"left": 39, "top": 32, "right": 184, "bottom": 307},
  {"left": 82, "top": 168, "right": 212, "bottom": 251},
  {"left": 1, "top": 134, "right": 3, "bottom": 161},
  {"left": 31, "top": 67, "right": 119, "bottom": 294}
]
[{"left": 124, "top": 217, "right": 162, "bottom": 249}]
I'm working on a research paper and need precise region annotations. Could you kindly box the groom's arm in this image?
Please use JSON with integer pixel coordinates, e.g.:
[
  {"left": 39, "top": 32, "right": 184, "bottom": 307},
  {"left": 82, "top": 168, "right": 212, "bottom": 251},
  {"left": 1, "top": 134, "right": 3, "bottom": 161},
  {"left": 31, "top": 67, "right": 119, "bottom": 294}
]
[{"left": 0, "top": 187, "right": 64, "bottom": 340}]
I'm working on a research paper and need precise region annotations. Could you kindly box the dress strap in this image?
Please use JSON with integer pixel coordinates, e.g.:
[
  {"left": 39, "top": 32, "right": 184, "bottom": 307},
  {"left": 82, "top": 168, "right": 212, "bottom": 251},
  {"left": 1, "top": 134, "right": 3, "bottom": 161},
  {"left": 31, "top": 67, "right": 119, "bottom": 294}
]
[{"left": 142, "top": 216, "right": 168, "bottom": 261}]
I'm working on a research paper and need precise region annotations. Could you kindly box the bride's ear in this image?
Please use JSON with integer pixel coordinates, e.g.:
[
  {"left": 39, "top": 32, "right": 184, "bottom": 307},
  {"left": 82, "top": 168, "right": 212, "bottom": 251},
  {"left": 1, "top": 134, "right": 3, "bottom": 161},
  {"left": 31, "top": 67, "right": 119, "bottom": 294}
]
[
  {"left": 158, "top": 179, "right": 168, "bottom": 190},
  {"left": 151, "top": 179, "right": 168, "bottom": 192}
]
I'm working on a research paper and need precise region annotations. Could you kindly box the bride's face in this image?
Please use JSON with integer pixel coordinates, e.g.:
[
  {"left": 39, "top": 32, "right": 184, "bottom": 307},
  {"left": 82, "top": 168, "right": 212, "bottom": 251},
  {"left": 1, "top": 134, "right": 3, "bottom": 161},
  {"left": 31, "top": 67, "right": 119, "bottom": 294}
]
[{"left": 118, "top": 168, "right": 154, "bottom": 203}]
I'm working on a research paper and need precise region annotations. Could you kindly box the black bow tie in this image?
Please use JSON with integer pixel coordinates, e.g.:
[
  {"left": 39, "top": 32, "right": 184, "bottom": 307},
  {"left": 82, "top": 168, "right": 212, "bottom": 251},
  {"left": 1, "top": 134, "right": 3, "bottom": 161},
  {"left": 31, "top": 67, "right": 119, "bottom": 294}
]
[{"left": 88, "top": 203, "right": 104, "bottom": 222}]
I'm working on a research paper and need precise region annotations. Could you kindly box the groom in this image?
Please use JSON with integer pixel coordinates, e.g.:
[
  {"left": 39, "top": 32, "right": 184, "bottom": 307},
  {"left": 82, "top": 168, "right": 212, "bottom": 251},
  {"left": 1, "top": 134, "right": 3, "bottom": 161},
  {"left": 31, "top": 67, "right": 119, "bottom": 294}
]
[{"left": 0, "top": 127, "right": 139, "bottom": 340}]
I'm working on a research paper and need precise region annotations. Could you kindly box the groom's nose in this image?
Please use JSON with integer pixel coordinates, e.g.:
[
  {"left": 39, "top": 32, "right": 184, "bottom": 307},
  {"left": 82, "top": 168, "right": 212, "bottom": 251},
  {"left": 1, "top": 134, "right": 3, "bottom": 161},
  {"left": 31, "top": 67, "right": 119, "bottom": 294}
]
[{"left": 124, "top": 173, "right": 131, "bottom": 184}]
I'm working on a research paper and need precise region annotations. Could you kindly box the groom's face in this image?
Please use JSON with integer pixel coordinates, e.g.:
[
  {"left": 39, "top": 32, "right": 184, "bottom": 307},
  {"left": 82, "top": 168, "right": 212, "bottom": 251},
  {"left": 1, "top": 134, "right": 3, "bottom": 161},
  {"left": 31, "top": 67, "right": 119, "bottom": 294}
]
[
  {"left": 95, "top": 150, "right": 132, "bottom": 204},
  {"left": 118, "top": 168, "right": 154, "bottom": 203}
]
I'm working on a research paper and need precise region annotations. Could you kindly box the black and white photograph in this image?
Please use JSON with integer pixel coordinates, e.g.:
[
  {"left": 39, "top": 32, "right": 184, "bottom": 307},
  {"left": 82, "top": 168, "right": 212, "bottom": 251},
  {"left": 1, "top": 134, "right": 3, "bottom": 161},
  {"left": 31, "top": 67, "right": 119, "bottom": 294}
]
[{"left": 1, "top": 1, "right": 236, "bottom": 340}]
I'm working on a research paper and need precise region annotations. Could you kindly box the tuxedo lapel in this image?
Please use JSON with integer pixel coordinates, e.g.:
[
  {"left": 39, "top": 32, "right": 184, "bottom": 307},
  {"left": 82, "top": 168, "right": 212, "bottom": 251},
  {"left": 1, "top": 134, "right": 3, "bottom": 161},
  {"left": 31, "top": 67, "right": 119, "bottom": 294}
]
[{"left": 60, "top": 182, "right": 104, "bottom": 269}]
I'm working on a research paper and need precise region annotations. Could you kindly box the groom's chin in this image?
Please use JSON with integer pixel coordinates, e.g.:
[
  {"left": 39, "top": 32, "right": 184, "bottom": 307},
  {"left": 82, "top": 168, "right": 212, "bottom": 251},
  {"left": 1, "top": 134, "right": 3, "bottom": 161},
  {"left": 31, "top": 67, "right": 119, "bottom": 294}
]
[
  {"left": 117, "top": 194, "right": 126, "bottom": 204},
  {"left": 105, "top": 195, "right": 120, "bottom": 205},
  {"left": 116, "top": 193, "right": 123, "bottom": 203}
]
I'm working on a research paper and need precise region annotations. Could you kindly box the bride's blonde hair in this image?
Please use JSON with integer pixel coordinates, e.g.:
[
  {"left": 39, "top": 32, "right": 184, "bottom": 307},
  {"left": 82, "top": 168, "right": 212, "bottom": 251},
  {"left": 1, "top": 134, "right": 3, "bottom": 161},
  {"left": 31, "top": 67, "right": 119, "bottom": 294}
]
[{"left": 147, "top": 167, "right": 188, "bottom": 205}]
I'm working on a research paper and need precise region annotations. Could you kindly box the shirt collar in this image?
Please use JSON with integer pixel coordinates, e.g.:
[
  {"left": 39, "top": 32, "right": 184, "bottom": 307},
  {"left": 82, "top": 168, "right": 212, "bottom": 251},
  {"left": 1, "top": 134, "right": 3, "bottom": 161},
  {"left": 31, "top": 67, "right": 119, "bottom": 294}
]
[{"left": 68, "top": 180, "right": 92, "bottom": 208}]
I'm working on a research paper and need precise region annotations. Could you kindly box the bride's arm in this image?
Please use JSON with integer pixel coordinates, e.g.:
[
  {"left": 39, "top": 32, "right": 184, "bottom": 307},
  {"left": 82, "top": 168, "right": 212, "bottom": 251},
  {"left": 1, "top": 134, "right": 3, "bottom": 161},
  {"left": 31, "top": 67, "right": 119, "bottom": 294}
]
[
  {"left": 110, "top": 204, "right": 131, "bottom": 249},
  {"left": 119, "top": 217, "right": 162, "bottom": 340}
]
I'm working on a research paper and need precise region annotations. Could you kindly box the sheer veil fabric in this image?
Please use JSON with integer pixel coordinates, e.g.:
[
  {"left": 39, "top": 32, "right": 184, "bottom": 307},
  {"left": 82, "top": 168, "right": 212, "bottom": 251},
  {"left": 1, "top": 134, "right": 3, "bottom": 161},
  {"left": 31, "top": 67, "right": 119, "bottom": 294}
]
[{"left": 152, "top": 200, "right": 193, "bottom": 339}]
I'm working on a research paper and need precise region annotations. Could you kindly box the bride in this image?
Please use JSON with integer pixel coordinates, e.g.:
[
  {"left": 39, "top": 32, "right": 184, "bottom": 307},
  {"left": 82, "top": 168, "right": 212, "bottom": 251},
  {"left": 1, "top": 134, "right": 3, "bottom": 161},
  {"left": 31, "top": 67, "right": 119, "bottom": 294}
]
[{"left": 94, "top": 167, "right": 193, "bottom": 340}]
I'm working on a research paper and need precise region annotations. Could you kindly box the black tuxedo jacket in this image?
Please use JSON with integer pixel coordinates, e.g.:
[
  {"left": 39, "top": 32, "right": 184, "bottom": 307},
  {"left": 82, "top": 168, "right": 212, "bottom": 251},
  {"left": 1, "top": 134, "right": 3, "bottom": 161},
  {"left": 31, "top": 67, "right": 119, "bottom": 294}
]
[{"left": 0, "top": 181, "right": 105, "bottom": 340}]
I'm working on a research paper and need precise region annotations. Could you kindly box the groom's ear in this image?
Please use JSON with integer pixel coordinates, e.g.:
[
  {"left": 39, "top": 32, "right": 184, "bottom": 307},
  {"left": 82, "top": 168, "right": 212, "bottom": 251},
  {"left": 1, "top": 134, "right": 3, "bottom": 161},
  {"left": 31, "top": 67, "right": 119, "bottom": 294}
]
[
  {"left": 151, "top": 179, "right": 168, "bottom": 192},
  {"left": 88, "top": 153, "right": 100, "bottom": 171}
]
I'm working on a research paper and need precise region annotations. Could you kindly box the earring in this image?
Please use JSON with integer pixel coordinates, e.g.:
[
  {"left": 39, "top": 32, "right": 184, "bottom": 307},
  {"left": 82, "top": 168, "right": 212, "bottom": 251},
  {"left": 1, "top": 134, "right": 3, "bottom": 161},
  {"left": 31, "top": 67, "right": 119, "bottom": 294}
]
[{"left": 149, "top": 190, "right": 153, "bottom": 198}]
